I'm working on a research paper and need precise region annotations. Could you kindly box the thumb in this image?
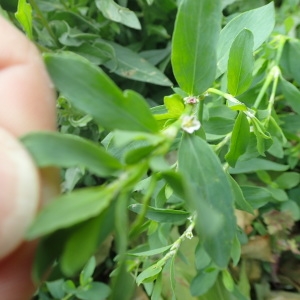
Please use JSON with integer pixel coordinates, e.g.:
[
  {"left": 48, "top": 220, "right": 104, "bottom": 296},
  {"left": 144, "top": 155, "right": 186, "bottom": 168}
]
[{"left": 0, "top": 127, "right": 39, "bottom": 259}]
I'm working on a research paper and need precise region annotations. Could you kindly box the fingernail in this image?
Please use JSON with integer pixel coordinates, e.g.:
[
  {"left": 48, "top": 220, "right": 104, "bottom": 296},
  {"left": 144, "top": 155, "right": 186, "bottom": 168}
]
[{"left": 0, "top": 128, "right": 39, "bottom": 259}]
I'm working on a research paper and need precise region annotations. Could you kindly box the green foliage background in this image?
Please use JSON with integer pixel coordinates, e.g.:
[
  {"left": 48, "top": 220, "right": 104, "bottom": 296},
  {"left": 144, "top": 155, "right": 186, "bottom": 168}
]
[{"left": 1, "top": 0, "right": 300, "bottom": 299}]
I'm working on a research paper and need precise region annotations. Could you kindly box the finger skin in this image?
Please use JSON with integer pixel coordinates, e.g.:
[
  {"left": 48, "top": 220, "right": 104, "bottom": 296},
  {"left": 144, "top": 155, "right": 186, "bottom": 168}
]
[{"left": 0, "top": 16, "right": 58, "bottom": 299}]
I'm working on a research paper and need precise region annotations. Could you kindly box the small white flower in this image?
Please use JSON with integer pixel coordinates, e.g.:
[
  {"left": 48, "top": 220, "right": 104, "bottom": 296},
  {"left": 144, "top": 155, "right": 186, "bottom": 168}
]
[
  {"left": 185, "top": 231, "right": 193, "bottom": 239},
  {"left": 181, "top": 115, "right": 201, "bottom": 134},
  {"left": 184, "top": 96, "right": 199, "bottom": 104}
]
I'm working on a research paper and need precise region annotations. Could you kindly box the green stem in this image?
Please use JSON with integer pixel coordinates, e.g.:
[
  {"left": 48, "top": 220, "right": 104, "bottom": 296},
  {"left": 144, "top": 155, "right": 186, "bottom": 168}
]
[
  {"left": 207, "top": 88, "right": 243, "bottom": 106},
  {"left": 198, "top": 97, "right": 204, "bottom": 123},
  {"left": 253, "top": 69, "right": 273, "bottom": 109}
]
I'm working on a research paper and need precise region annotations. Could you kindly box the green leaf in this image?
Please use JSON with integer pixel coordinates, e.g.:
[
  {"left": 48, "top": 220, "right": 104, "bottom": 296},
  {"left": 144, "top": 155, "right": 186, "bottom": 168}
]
[
  {"left": 217, "top": 2, "right": 275, "bottom": 76},
  {"left": 44, "top": 52, "right": 158, "bottom": 133},
  {"left": 251, "top": 117, "right": 273, "bottom": 155},
  {"left": 128, "top": 204, "right": 189, "bottom": 223},
  {"left": 228, "top": 175, "right": 254, "bottom": 214},
  {"left": 136, "top": 263, "right": 162, "bottom": 285},
  {"left": 190, "top": 267, "right": 219, "bottom": 296},
  {"left": 95, "top": 0, "right": 141, "bottom": 29},
  {"left": 225, "top": 112, "right": 250, "bottom": 167},
  {"left": 240, "top": 186, "right": 273, "bottom": 209},
  {"left": 195, "top": 243, "right": 211, "bottom": 270},
  {"left": 128, "top": 245, "right": 172, "bottom": 257},
  {"left": 109, "top": 261, "right": 135, "bottom": 300},
  {"left": 172, "top": 0, "right": 222, "bottom": 95},
  {"left": 21, "top": 132, "right": 122, "bottom": 177},
  {"left": 274, "top": 172, "right": 300, "bottom": 189},
  {"left": 280, "top": 77, "right": 300, "bottom": 115},
  {"left": 15, "top": 0, "right": 32, "bottom": 39},
  {"left": 222, "top": 269, "right": 234, "bottom": 292},
  {"left": 227, "top": 29, "right": 254, "bottom": 96},
  {"left": 75, "top": 282, "right": 111, "bottom": 300},
  {"left": 80, "top": 256, "right": 96, "bottom": 286},
  {"left": 178, "top": 135, "right": 236, "bottom": 268},
  {"left": 46, "top": 279, "right": 65, "bottom": 299},
  {"left": 287, "top": 39, "right": 300, "bottom": 85},
  {"left": 26, "top": 186, "right": 113, "bottom": 239},
  {"left": 61, "top": 206, "right": 114, "bottom": 276},
  {"left": 231, "top": 235, "right": 241, "bottom": 266},
  {"left": 104, "top": 42, "right": 172, "bottom": 86},
  {"left": 229, "top": 158, "right": 289, "bottom": 174}
]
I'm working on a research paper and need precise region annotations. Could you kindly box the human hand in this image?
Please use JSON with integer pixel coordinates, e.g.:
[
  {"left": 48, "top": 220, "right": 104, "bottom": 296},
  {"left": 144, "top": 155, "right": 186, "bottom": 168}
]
[{"left": 0, "top": 16, "right": 58, "bottom": 299}]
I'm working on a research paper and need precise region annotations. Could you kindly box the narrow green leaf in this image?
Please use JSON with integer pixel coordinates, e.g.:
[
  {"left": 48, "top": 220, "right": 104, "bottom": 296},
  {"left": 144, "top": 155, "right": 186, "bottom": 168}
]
[
  {"left": 26, "top": 186, "right": 113, "bottom": 239},
  {"left": 61, "top": 206, "right": 114, "bottom": 276},
  {"left": 15, "top": 0, "right": 32, "bottom": 39},
  {"left": 21, "top": 132, "right": 122, "bottom": 177},
  {"left": 287, "top": 39, "right": 300, "bottom": 85},
  {"left": 217, "top": 2, "right": 275, "bottom": 76},
  {"left": 75, "top": 282, "right": 111, "bottom": 300},
  {"left": 225, "top": 112, "right": 250, "bottom": 167},
  {"left": 231, "top": 235, "right": 241, "bottom": 266},
  {"left": 178, "top": 135, "right": 236, "bottom": 268},
  {"left": 128, "top": 245, "right": 172, "bottom": 257},
  {"left": 230, "top": 158, "right": 289, "bottom": 174},
  {"left": 228, "top": 175, "right": 254, "bottom": 214},
  {"left": 250, "top": 117, "right": 272, "bottom": 156},
  {"left": 190, "top": 268, "right": 219, "bottom": 296},
  {"left": 95, "top": 0, "right": 141, "bottom": 29},
  {"left": 80, "top": 256, "right": 96, "bottom": 285},
  {"left": 104, "top": 42, "right": 172, "bottom": 86},
  {"left": 128, "top": 204, "right": 189, "bottom": 223},
  {"left": 280, "top": 77, "right": 300, "bottom": 115},
  {"left": 274, "top": 172, "right": 300, "bottom": 189},
  {"left": 136, "top": 264, "right": 162, "bottom": 285},
  {"left": 222, "top": 269, "right": 234, "bottom": 292},
  {"left": 172, "top": 0, "right": 222, "bottom": 95},
  {"left": 44, "top": 52, "right": 158, "bottom": 133},
  {"left": 227, "top": 29, "right": 254, "bottom": 96},
  {"left": 240, "top": 186, "right": 273, "bottom": 209},
  {"left": 195, "top": 243, "right": 211, "bottom": 270}
]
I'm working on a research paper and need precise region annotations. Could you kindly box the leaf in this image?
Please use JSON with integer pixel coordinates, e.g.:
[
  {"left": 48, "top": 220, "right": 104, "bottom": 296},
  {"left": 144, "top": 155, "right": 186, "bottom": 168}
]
[
  {"left": 190, "top": 267, "right": 219, "bottom": 296},
  {"left": 104, "top": 42, "right": 172, "bottom": 86},
  {"left": 128, "top": 245, "right": 172, "bottom": 257},
  {"left": 75, "top": 282, "right": 111, "bottom": 300},
  {"left": 136, "top": 263, "right": 162, "bottom": 285},
  {"left": 61, "top": 206, "right": 114, "bottom": 276},
  {"left": 217, "top": 2, "right": 275, "bottom": 76},
  {"left": 280, "top": 77, "right": 300, "bottom": 115},
  {"left": 44, "top": 52, "right": 158, "bottom": 133},
  {"left": 240, "top": 186, "right": 273, "bottom": 209},
  {"left": 21, "top": 132, "right": 122, "bottom": 177},
  {"left": 251, "top": 117, "right": 273, "bottom": 156},
  {"left": 195, "top": 243, "right": 211, "bottom": 270},
  {"left": 274, "top": 172, "right": 300, "bottom": 190},
  {"left": 222, "top": 269, "right": 234, "bottom": 292},
  {"left": 171, "top": 0, "right": 222, "bottom": 95},
  {"left": 15, "top": 0, "right": 32, "bottom": 39},
  {"left": 225, "top": 112, "right": 250, "bottom": 167},
  {"left": 128, "top": 204, "right": 189, "bottom": 223},
  {"left": 178, "top": 135, "right": 236, "bottom": 268},
  {"left": 229, "top": 158, "right": 289, "bottom": 174},
  {"left": 80, "top": 256, "right": 96, "bottom": 286},
  {"left": 95, "top": 0, "right": 141, "bottom": 29},
  {"left": 26, "top": 186, "right": 114, "bottom": 239},
  {"left": 287, "top": 39, "right": 300, "bottom": 85},
  {"left": 227, "top": 29, "right": 254, "bottom": 96},
  {"left": 228, "top": 175, "right": 254, "bottom": 214},
  {"left": 231, "top": 235, "right": 241, "bottom": 267},
  {"left": 109, "top": 260, "right": 135, "bottom": 300}
]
